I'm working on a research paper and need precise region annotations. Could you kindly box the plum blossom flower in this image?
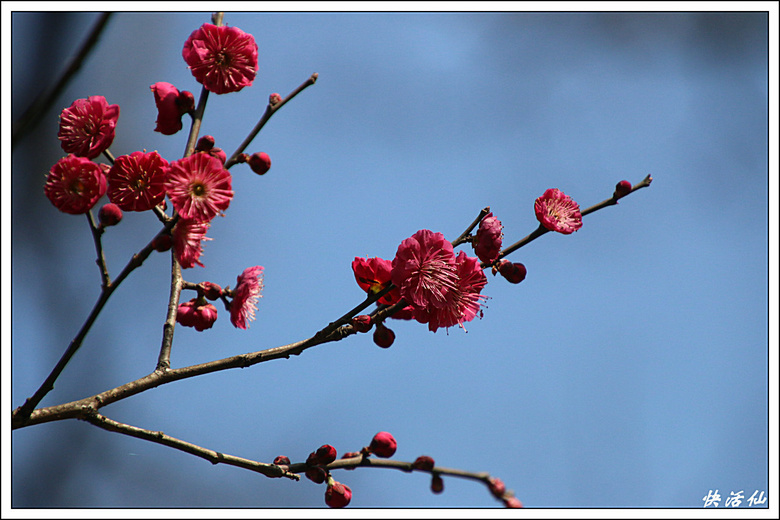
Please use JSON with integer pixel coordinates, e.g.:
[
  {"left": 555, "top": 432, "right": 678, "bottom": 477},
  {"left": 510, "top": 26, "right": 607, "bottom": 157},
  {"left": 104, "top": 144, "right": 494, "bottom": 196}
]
[
  {"left": 166, "top": 153, "right": 233, "bottom": 222},
  {"left": 352, "top": 256, "right": 400, "bottom": 305},
  {"left": 391, "top": 230, "right": 459, "bottom": 310},
  {"left": 44, "top": 154, "right": 107, "bottom": 214},
  {"left": 176, "top": 298, "right": 218, "bottom": 331},
  {"left": 534, "top": 188, "right": 583, "bottom": 234},
  {"left": 474, "top": 211, "right": 503, "bottom": 264},
  {"left": 229, "top": 266, "right": 264, "bottom": 329},
  {"left": 107, "top": 150, "right": 169, "bottom": 211},
  {"left": 58, "top": 96, "right": 119, "bottom": 159},
  {"left": 182, "top": 23, "right": 258, "bottom": 95},
  {"left": 172, "top": 218, "right": 211, "bottom": 268},
  {"left": 414, "top": 251, "right": 488, "bottom": 332},
  {"left": 150, "top": 82, "right": 194, "bottom": 135}
]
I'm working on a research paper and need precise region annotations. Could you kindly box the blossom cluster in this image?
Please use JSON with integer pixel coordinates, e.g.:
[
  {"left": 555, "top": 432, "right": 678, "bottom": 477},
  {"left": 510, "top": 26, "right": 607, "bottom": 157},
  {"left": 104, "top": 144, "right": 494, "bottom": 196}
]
[{"left": 43, "top": 22, "right": 267, "bottom": 332}]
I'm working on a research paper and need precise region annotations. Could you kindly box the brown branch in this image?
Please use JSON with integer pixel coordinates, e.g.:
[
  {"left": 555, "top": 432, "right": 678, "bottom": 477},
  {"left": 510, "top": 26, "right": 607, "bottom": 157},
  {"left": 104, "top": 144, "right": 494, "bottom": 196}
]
[
  {"left": 224, "top": 73, "right": 319, "bottom": 169},
  {"left": 80, "top": 410, "right": 298, "bottom": 480}
]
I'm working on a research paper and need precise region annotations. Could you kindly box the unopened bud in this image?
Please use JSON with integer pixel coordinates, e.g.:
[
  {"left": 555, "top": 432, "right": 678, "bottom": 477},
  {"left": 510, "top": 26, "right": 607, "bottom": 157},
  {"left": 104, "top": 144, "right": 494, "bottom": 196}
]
[
  {"left": 152, "top": 234, "right": 173, "bottom": 252},
  {"left": 196, "top": 135, "right": 215, "bottom": 152},
  {"left": 305, "top": 466, "right": 327, "bottom": 484},
  {"left": 497, "top": 260, "right": 527, "bottom": 284},
  {"left": 613, "top": 180, "right": 632, "bottom": 200},
  {"left": 273, "top": 455, "right": 291, "bottom": 465},
  {"left": 351, "top": 314, "right": 373, "bottom": 333},
  {"left": 324, "top": 480, "right": 352, "bottom": 508},
  {"left": 247, "top": 152, "right": 271, "bottom": 175},
  {"left": 431, "top": 473, "right": 444, "bottom": 494},
  {"left": 98, "top": 203, "right": 123, "bottom": 228},
  {"left": 412, "top": 455, "right": 435, "bottom": 471},
  {"left": 373, "top": 323, "right": 395, "bottom": 348},
  {"left": 504, "top": 497, "right": 523, "bottom": 508},
  {"left": 488, "top": 477, "right": 506, "bottom": 498},
  {"left": 176, "top": 90, "right": 195, "bottom": 114},
  {"left": 209, "top": 147, "right": 226, "bottom": 165},
  {"left": 368, "top": 431, "right": 397, "bottom": 458},
  {"left": 307, "top": 444, "right": 337, "bottom": 466},
  {"left": 200, "top": 282, "right": 222, "bottom": 300},
  {"left": 269, "top": 92, "right": 282, "bottom": 105}
]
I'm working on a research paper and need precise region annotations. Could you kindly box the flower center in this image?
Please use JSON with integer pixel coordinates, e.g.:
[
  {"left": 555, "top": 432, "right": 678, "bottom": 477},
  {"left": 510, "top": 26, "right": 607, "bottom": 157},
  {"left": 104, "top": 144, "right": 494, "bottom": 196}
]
[
  {"left": 191, "top": 182, "right": 207, "bottom": 197},
  {"left": 215, "top": 50, "right": 231, "bottom": 67},
  {"left": 69, "top": 179, "right": 85, "bottom": 196}
]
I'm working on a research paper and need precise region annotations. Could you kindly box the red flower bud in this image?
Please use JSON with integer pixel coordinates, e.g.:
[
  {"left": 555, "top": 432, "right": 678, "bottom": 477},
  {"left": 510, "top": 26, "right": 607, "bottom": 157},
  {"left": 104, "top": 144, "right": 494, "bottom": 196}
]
[
  {"left": 307, "top": 444, "right": 337, "bottom": 466},
  {"left": 373, "top": 323, "right": 395, "bottom": 348},
  {"left": 504, "top": 496, "right": 523, "bottom": 508},
  {"left": 305, "top": 466, "right": 327, "bottom": 484},
  {"left": 272, "top": 455, "right": 290, "bottom": 465},
  {"left": 200, "top": 282, "right": 223, "bottom": 300},
  {"left": 98, "top": 203, "right": 123, "bottom": 228},
  {"left": 247, "top": 152, "right": 271, "bottom": 175},
  {"left": 497, "top": 260, "right": 527, "bottom": 284},
  {"left": 196, "top": 135, "right": 215, "bottom": 152},
  {"left": 269, "top": 92, "right": 282, "bottom": 105},
  {"left": 614, "top": 179, "right": 632, "bottom": 200},
  {"left": 411, "top": 455, "right": 435, "bottom": 471},
  {"left": 152, "top": 233, "right": 172, "bottom": 252},
  {"left": 176, "top": 90, "right": 195, "bottom": 114},
  {"left": 431, "top": 473, "right": 444, "bottom": 494},
  {"left": 369, "top": 431, "right": 397, "bottom": 458},
  {"left": 351, "top": 314, "right": 373, "bottom": 333},
  {"left": 488, "top": 477, "right": 506, "bottom": 498},
  {"left": 325, "top": 480, "right": 352, "bottom": 508}
]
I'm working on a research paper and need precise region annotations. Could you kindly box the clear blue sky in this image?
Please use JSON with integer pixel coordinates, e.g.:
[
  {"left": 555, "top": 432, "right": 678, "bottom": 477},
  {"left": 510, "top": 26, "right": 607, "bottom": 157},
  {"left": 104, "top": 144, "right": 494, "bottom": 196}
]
[{"left": 8, "top": 9, "right": 773, "bottom": 510}]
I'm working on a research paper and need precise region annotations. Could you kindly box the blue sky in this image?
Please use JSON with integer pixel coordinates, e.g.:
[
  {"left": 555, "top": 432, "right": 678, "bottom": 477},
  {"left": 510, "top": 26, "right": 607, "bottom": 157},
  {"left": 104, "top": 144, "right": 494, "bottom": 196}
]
[{"left": 6, "top": 8, "right": 776, "bottom": 511}]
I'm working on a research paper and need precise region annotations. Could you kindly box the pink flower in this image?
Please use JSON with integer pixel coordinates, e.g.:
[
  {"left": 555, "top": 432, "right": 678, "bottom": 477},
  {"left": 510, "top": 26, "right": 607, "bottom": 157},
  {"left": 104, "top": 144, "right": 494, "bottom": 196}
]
[
  {"left": 107, "top": 150, "right": 169, "bottom": 211},
  {"left": 58, "top": 96, "right": 119, "bottom": 159},
  {"left": 229, "top": 266, "right": 264, "bottom": 329},
  {"left": 414, "top": 251, "right": 488, "bottom": 332},
  {"left": 176, "top": 298, "right": 218, "bottom": 331},
  {"left": 44, "top": 154, "right": 107, "bottom": 214},
  {"left": 324, "top": 480, "right": 352, "bottom": 508},
  {"left": 352, "top": 257, "right": 400, "bottom": 305},
  {"left": 369, "top": 431, "right": 397, "bottom": 458},
  {"left": 534, "top": 188, "right": 583, "bottom": 234},
  {"left": 474, "top": 211, "right": 503, "bottom": 264},
  {"left": 391, "top": 230, "right": 459, "bottom": 310},
  {"left": 150, "top": 82, "right": 193, "bottom": 135},
  {"left": 172, "top": 218, "right": 211, "bottom": 268},
  {"left": 182, "top": 23, "right": 258, "bottom": 95},
  {"left": 166, "top": 153, "right": 233, "bottom": 221}
]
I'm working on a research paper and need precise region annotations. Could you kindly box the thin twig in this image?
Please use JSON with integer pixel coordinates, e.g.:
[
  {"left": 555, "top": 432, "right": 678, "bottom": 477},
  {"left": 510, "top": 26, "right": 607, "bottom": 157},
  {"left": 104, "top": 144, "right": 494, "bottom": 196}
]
[
  {"left": 451, "top": 206, "right": 491, "bottom": 248},
  {"left": 80, "top": 410, "right": 298, "bottom": 480},
  {"left": 12, "top": 12, "right": 113, "bottom": 148},
  {"left": 86, "top": 210, "right": 111, "bottom": 289},
  {"left": 224, "top": 73, "right": 319, "bottom": 169}
]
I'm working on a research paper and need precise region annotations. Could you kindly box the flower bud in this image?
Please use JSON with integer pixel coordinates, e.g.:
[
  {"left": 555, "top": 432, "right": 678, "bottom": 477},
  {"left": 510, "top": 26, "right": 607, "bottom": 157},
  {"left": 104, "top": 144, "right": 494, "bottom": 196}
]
[
  {"left": 613, "top": 180, "right": 632, "bottom": 200},
  {"left": 273, "top": 455, "right": 290, "bottom": 465},
  {"left": 488, "top": 477, "right": 506, "bottom": 498},
  {"left": 497, "top": 260, "right": 527, "bottom": 284},
  {"left": 504, "top": 497, "right": 523, "bottom": 508},
  {"left": 474, "top": 211, "right": 503, "bottom": 264},
  {"left": 368, "top": 431, "right": 397, "bottom": 458},
  {"left": 373, "top": 323, "right": 395, "bottom": 348},
  {"left": 411, "top": 455, "right": 435, "bottom": 471},
  {"left": 200, "top": 282, "right": 222, "bottom": 300},
  {"left": 176, "top": 90, "right": 195, "bottom": 114},
  {"left": 325, "top": 480, "right": 352, "bottom": 508},
  {"left": 209, "top": 147, "right": 227, "bottom": 165},
  {"left": 351, "top": 314, "right": 373, "bottom": 333},
  {"left": 152, "top": 233, "right": 172, "bottom": 252},
  {"left": 307, "top": 444, "right": 337, "bottom": 466},
  {"left": 431, "top": 473, "right": 444, "bottom": 494},
  {"left": 176, "top": 298, "right": 218, "bottom": 331},
  {"left": 98, "top": 203, "right": 123, "bottom": 228},
  {"left": 305, "top": 466, "right": 327, "bottom": 484},
  {"left": 196, "top": 135, "right": 215, "bottom": 152},
  {"left": 247, "top": 152, "right": 271, "bottom": 175},
  {"left": 269, "top": 92, "right": 282, "bottom": 105}
]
